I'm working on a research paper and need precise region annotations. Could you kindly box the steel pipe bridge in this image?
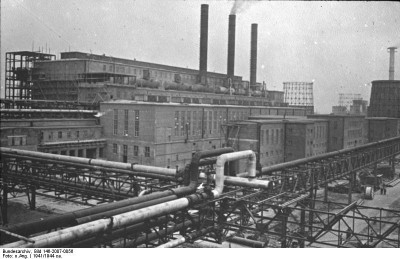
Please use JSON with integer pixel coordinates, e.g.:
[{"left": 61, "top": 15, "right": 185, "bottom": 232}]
[{"left": 1, "top": 137, "right": 400, "bottom": 248}]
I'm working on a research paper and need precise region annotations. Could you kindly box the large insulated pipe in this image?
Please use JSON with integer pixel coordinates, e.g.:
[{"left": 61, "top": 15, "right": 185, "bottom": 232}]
[
  {"left": 250, "top": 23, "right": 258, "bottom": 90},
  {"left": 2, "top": 192, "right": 209, "bottom": 248},
  {"left": 212, "top": 150, "right": 256, "bottom": 198},
  {"left": 199, "top": 4, "right": 209, "bottom": 84},
  {"left": 1, "top": 148, "right": 233, "bottom": 240},
  {"left": 227, "top": 14, "right": 236, "bottom": 79},
  {"left": 388, "top": 47, "right": 397, "bottom": 80}
]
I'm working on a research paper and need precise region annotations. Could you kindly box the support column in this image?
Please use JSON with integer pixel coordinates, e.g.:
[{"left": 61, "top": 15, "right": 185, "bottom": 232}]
[
  {"left": 299, "top": 205, "right": 306, "bottom": 248},
  {"left": 391, "top": 156, "right": 395, "bottom": 178},
  {"left": 308, "top": 170, "right": 315, "bottom": 236},
  {"left": 29, "top": 164, "right": 37, "bottom": 210},
  {"left": 348, "top": 172, "right": 353, "bottom": 204},
  {"left": 280, "top": 208, "right": 288, "bottom": 248},
  {"left": 323, "top": 167, "right": 328, "bottom": 203},
  {"left": 1, "top": 159, "right": 8, "bottom": 225},
  {"left": 83, "top": 148, "right": 87, "bottom": 158}
]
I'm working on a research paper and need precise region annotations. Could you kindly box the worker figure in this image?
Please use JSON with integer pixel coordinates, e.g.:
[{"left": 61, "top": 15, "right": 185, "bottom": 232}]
[
  {"left": 380, "top": 185, "right": 384, "bottom": 195},
  {"left": 383, "top": 184, "right": 387, "bottom": 195}
]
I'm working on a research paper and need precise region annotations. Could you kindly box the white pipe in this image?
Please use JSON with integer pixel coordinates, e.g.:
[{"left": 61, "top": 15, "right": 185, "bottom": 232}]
[
  {"left": 157, "top": 236, "right": 187, "bottom": 248},
  {"left": 0, "top": 147, "right": 176, "bottom": 176},
  {"left": 198, "top": 173, "right": 271, "bottom": 189},
  {"left": 212, "top": 150, "right": 256, "bottom": 198},
  {"left": 2, "top": 198, "right": 190, "bottom": 248}
]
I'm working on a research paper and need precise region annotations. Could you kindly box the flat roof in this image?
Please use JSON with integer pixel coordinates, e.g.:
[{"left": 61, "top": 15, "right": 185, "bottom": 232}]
[
  {"left": 101, "top": 100, "right": 303, "bottom": 110},
  {"left": 308, "top": 114, "right": 366, "bottom": 118},
  {"left": 366, "top": 117, "right": 400, "bottom": 120},
  {"left": 59, "top": 51, "right": 242, "bottom": 80}
]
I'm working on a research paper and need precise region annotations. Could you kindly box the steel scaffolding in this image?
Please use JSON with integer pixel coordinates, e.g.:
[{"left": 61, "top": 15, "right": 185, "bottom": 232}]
[{"left": 5, "top": 51, "right": 55, "bottom": 100}]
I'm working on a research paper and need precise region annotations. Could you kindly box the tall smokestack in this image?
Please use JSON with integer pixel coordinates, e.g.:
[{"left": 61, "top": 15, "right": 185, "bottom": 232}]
[
  {"left": 388, "top": 47, "right": 397, "bottom": 80},
  {"left": 227, "top": 14, "right": 236, "bottom": 80},
  {"left": 250, "top": 23, "right": 258, "bottom": 90},
  {"left": 199, "top": 4, "right": 209, "bottom": 85}
]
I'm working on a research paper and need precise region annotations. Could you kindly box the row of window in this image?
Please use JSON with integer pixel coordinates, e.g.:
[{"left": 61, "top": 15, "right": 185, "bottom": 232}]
[
  {"left": 173, "top": 110, "right": 247, "bottom": 137},
  {"left": 43, "top": 130, "right": 88, "bottom": 141},
  {"left": 260, "top": 128, "right": 284, "bottom": 146},
  {"left": 112, "top": 144, "right": 150, "bottom": 157},
  {"left": 101, "top": 63, "right": 228, "bottom": 86},
  {"left": 113, "top": 109, "right": 139, "bottom": 137},
  {"left": 8, "top": 136, "right": 27, "bottom": 146}
]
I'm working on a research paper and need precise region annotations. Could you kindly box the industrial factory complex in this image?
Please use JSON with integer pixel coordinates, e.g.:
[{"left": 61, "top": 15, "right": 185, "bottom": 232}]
[{"left": 1, "top": 3, "right": 400, "bottom": 249}]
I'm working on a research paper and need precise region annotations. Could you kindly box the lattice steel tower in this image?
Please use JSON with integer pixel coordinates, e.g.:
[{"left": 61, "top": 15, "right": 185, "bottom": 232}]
[{"left": 283, "top": 82, "right": 314, "bottom": 106}]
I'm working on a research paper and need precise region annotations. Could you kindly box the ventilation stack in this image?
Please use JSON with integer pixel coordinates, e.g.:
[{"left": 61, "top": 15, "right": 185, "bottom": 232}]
[
  {"left": 250, "top": 24, "right": 258, "bottom": 90},
  {"left": 199, "top": 4, "right": 209, "bottom": 85}
]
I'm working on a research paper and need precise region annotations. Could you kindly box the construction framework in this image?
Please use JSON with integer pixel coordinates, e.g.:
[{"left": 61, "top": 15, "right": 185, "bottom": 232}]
[{"left": 5, "top": 51, "right": 55, "bottom": 100}]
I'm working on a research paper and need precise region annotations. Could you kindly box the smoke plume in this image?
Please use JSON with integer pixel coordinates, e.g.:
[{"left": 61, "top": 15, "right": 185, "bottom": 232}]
[{"left": 230, "top": 0, "right": 248, "bottom": 15}]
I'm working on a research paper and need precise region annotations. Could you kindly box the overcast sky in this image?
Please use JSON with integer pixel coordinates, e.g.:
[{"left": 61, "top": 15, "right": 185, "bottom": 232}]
[{"left": 1, "top": 0, "right": 399, "bottom": 113}]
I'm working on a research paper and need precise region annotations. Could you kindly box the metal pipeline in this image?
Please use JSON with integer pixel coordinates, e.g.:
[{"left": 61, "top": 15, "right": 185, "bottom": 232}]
[
  {"left": 2, "top": 192, "right": 210, "bottom": 248},
  {"left": 212, "top": 150, "right": 256, "bottom": 198},
  {"left": 1, "top": 148, "right": 233, "bottom": 240},
  {"left": 176, "top": 147, "right": 234, "bottom": 196},
  {"left": 68, "top": 215, "right": 172, "bottom": 247},
  {"left": 1, "top": 153, "right": 175, "bottom": 180},
  {"left": 75, "top": 195, "right": 177, "bottom": 224},
  {"left": 228, "top": 236, "right": 266, "bottom": 248},
  {"left": 198, "top": 173, "right": 271, "bottom": 190},
  {"left": 157, "top": 226, "right": 214, "bottom": 248},
  {"left": 0, "top": 147, "right": 176, "bottom": 177},
  {"left": 113, "top": 218, "right": 198, "bottom": 248}
]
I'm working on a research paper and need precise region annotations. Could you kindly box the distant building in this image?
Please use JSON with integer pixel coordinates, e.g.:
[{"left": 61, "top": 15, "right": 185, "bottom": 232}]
[
  {"left": 1, "top": 116, "right": 105, "bottom": 158},
  {"left": 367, "top": 117, "right": 400, "bottom": 142},
  {"left": 99, "top": 100, "right": 307, "bottom": 168},
  {"left": 307, "top": 114, "right": 367, "bottom": 151},
  {"left": 226, "top": 117, "right": 328, "bottom": 172}
]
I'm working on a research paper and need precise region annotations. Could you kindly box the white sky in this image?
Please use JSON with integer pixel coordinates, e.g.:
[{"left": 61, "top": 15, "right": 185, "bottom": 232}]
[{"left": 1, "top": 0, "right": 400, "bottom": 113}]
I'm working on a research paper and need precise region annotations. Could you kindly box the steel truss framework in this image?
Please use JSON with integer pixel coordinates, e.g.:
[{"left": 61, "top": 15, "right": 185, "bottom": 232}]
[
  {"left": 0, "top": 154, "right": 179, "bottom": 224},
  {"left": 1, "top": 137, "right": 400, "bottom": 248}
]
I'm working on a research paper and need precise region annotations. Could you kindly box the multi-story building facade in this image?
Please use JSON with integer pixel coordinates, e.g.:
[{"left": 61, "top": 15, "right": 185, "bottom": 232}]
[
  {"left": 307, "top": 114, "right": 366, "bottom": 151},
  {"left": 1, "top": 117, "right": 105, "bottom": 158},
  {"left": 100, "top": 101, "right": 308, "bottom": 169}
]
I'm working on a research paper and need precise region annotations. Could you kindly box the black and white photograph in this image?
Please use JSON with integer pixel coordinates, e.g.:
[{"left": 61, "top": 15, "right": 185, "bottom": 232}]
[{"left": 0, "top": 0, "right": 400, "bottom": 256}]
